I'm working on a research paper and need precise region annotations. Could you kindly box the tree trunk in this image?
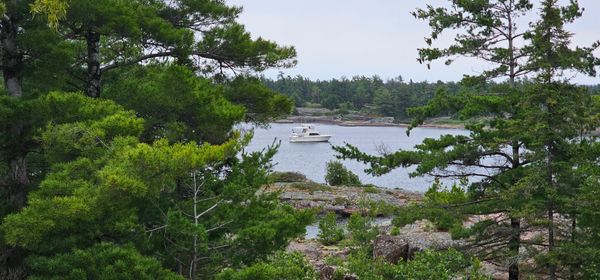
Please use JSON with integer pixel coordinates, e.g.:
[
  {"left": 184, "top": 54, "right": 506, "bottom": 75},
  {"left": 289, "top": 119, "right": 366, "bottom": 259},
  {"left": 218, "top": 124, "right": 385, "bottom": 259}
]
[
  {"left": 85, "top": 30, "right": 101, "bottom": 98},
  {"left": 548, "top": 208, "right": 556, "bottom": 280},
  {"left": 508, "top": 138, "right": 521, "bottom": 280},
  {"left": 569, "top": 217, "right": 576, "bottom": 280},
  {"left": 1, "top": 3, "right": 23, "bottom": 98},
  {"left": 8, "top": 149, "right": 28, "bottom": 209},
  {"left": 190, "top": 172, "right": 199, "bottom": 280},
  {"left": 546, "top": 136, "right": 557, "bottom": 280},
  {"left": 1, "top": 0, "right": 27, "bottom": 210},
  {"left": 1, "top": 3, "right": 28, "bottom": 279},
  {"left": 506, "top": 10, "right": 522, "bottom": 272},
  {"left": 545, "top": 96, "right": 556, "bottom": 280},
  {"left": 508, "top": 217, "right": 520, "bottom": 280}
]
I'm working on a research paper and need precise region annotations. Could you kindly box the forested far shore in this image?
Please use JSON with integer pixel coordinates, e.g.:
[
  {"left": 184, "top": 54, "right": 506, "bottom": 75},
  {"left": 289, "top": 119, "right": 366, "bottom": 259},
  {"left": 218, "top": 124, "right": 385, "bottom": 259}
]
[{"left": 262, "top": 75, "right": 600, "bottom": 122}]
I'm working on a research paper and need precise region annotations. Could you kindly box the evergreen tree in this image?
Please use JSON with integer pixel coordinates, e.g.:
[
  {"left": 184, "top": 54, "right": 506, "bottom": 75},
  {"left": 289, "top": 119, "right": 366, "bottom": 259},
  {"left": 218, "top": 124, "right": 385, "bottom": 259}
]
[
  {"left": 41, "top": 0, "right": 297, "bottom": 98},
  {"left": 2, "top": 122, "right": 312, "bottom": 279},
  {"left": 517, "top": 1, "right": 600, "bottom": 277},
  {"left": 335, "top": 1, "right": 599, "bottom": 279},
  {"left": 0, "top": 1, "right": 301, "bottom": 279}
]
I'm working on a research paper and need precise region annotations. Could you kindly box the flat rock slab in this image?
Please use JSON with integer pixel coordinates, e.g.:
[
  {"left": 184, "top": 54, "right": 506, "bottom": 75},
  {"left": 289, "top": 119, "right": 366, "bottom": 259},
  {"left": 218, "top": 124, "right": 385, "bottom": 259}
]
[
  {"left": 268, "top": 183, "right": 422, "bottom": 215},
  {"left": 395, "top": 220, "right": 463, "bottom": 250}
]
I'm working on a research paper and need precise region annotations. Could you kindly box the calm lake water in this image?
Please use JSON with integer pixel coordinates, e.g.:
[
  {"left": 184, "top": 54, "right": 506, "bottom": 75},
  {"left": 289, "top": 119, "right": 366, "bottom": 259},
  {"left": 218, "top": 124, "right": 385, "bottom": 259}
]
[{"left": 243, "top": 123, "right": 469, "bottom": 192}]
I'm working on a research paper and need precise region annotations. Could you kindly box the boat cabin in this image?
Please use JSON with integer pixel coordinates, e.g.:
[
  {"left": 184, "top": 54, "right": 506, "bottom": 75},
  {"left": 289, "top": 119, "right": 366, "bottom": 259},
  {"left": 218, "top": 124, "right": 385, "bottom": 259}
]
[{"left": 291, "top": 125, "right": 318, "bottom": 135}]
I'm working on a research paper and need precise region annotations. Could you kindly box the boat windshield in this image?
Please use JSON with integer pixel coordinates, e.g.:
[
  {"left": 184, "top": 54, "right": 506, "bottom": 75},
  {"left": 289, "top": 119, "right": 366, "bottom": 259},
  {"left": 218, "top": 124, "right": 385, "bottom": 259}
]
[{"left": 291, "top": 127, "right": 306, "bottom": 133}]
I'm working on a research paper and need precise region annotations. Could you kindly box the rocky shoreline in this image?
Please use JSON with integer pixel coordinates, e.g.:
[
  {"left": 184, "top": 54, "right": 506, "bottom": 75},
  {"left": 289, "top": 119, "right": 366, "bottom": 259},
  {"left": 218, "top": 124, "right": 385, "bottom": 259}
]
[
  {"left": 266, "top": 182, "right": 422, "bottom": 216},
  {"left": 275, "top": 116, "right": 465, "bottom": 129},
  {"left": 276, "top": 107, "right": 466, "bottom": 129},
  {"left": 263, "top": 179, "right": 507, "bottom": 279}
]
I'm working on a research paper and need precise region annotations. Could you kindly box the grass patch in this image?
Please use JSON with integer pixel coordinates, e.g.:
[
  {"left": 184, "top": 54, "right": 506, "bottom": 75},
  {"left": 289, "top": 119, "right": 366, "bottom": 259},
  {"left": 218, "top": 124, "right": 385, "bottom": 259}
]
[
  {"left": 362, "top": 184, "right": 381, "bottom": 194},
  {"left": 268, "top": 171, "right": 307, "bottom": 183},
  {"left": 390, "top": 226, "right": 400, "bottom": 236},
  {"left": 358, "top": 198, "right": 398, "bottom": 217},
  {"left": 334, "top": 197, "right": 350, "bottom": 206},
  {"left": 289, "top": 181, "right": 332, "bottom": 193}
]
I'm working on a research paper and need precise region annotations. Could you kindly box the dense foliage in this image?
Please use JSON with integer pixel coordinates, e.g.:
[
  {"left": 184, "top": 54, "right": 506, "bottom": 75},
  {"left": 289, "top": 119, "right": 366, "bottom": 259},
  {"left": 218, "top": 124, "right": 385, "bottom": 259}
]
[
  {"left": 0, "top": 1, "right": 301, "bottom": 279},
  {"left": 217, "top": 252, "right": 318, "bottom": 280},
  {"left": 317, "top": 212, "right": 345, "bottom": 246},
  {"left": 347, "top": 213, "right": 378, "bottom": 246},
  {"left": 262, "top": 75, "right": 462, "bottom": 120},
  {"left": 27, "top": 243, "right": 183, "bottom": 280},
  {"left": 317, "top": 211, "right": 488, "bottom": 280},
  {"left": 335, "top": 1, "right": 600, "bottom": 279},
  {"left": 324, "top": 160, "right": 361, "bottom": 186},
  {"left": 345, "top": 248, "right": 488, "bottom": 280}
]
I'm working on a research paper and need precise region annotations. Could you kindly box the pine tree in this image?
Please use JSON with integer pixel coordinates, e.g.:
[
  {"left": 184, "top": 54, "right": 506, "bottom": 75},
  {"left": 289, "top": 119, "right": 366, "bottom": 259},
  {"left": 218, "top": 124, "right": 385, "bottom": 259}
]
[
  {"left": 0, "top": 1, "right": 300, "bottom": 278},
  {"left": 335, "top": 1, "right": 600, "bottom": 278}
]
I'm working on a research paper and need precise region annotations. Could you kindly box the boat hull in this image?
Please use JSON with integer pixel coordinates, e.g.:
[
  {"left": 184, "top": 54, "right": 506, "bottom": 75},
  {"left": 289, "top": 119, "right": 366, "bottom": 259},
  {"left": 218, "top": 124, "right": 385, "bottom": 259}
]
[{"left": 289, "top": 135, "right": 331, "bottom": 143}]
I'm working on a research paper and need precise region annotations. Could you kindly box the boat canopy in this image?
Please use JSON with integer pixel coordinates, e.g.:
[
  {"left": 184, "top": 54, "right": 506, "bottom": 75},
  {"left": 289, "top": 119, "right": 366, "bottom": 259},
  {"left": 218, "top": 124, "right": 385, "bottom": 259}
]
[
  {"left": 292, "top": 127, "right": 308, "bottom": 133},
  {"left": 292, "top": 125, "right": 316, "bottom": 133}
]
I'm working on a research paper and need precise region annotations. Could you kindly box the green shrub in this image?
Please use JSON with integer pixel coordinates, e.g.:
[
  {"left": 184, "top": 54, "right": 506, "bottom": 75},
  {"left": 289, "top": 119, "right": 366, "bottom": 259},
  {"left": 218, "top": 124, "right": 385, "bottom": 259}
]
[
  {"left": 27, "top": 243, "right": 183, "bottom": 280},
  {"left": 289, "top": 182, "right": 332, "bottom": 193},
  {"left": 318, "top": 212, "right": 344, "bottom": 245},
  {"left": 303, "top": 102, "right": 322, "bottom": 108},
  {"left": 393, "top": 205, "right": 461, "bottom": 232},
  {"left": 325, "top": 161, "right": 361, "bottom": 186},
  {"left": 391, "top": 180, "right": 469, "bottom": 231},
  {"left": 337, "top": 108, "right": 350, "bottom": 115},
  {"left": 362, "top": 184, "right": 381, "bottom": 193},
  {"left": 324, "top": 255, "right": 344, "bottom": 266},
  {"left": 217, "top": 251, "right": 317, "bottom": 280},
  {"left": 390, "top": 226, "right": 400, "bottom": 236},
  {"left": 346, "top": 248, "right": 489, "bottom": 280},
  {"left": 333, "top": 197, "right": 350, "bottom": 206},
  {"left": 347, "top": 213, "right": 378, "bottom": 246},
  {"left": 424, "top": 181, "right": 468, "bottom": 205},
  {"left": 338, "top": 102, "right": 354, "bottom": 111},
  {"left": 357, "top": 197, "right": 397, "bottom": 217},
  {"left": 268, "top": 171, "right": 307, "bottom": 183}
]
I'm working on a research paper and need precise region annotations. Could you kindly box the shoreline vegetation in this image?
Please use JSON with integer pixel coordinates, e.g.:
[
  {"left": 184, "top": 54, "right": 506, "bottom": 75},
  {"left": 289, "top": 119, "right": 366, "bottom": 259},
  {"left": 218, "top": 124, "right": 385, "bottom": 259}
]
[
  {"left": 275, "top": 107, "right": 466, "bottom": 129},
  {"left": 265, "top": 171, "right": 422, "bottom": 218},
  {"left": 265, "top": 172, "right": 508, "bottom": 279},
  {"left": 266, "top": 171, "right": 572, "bottom": 279}
]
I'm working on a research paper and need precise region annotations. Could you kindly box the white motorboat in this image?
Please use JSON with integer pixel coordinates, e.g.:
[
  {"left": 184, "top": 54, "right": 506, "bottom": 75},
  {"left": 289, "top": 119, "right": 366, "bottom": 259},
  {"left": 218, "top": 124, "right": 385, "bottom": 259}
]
[{"left": 289, "top": 124, "right": 332, "bottom": 143}]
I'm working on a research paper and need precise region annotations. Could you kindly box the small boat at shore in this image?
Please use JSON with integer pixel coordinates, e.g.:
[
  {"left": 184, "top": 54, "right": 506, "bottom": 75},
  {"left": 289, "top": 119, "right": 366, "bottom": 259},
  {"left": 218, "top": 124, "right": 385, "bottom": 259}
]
[{"left": 289, "top": 124, "right": 332, "bottom": 143}]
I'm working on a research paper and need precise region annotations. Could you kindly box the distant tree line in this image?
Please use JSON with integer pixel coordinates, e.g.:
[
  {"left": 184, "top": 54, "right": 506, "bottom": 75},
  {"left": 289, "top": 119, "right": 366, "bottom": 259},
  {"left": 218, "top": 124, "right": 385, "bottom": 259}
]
[
  {"left": 262, "top": 75, "right": 600, "bottom": 122},
  {"left": 260, "top": 75, "right": 462, "bottom": 120}
]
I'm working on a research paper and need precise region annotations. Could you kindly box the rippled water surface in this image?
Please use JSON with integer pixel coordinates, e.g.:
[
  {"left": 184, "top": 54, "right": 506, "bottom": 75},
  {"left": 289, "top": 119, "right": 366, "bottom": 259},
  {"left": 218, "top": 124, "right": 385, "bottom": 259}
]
[{"left": 243, "top": 123, "right": 469, "bottom": 192}]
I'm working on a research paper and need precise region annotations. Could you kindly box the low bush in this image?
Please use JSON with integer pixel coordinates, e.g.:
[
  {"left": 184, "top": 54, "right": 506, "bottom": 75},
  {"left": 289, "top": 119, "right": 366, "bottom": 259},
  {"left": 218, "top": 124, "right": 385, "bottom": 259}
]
[
  {"left": 346, "top": 248, "right": 488, "bottom": 280},
  {"left": 318, "top": 212, "right": 345, "bottom": 245},
  {"left": 268, "top": 171, "right": 307, "bottom": 183},
  {"left": 347, "top": 213, "right": 379, "bottom": 246},
  {"left": 325, "top": 161, "right": 361, "bottom": 186},
  {"left": 289, "top": 182, "right": 332, "bottom": 193},
  {"left": 362, "top": 184, "right": 381, "bottom": 193},
  {"left": 217, "top": 251, "right": 317, "bottom": 280}
]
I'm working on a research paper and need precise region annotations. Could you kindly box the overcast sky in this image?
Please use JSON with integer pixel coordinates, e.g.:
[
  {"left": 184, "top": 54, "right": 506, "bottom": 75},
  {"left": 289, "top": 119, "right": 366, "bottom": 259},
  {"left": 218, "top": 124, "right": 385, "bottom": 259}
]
[{"left": 226, "top": 0, "right": 600, "bottom": 84}]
